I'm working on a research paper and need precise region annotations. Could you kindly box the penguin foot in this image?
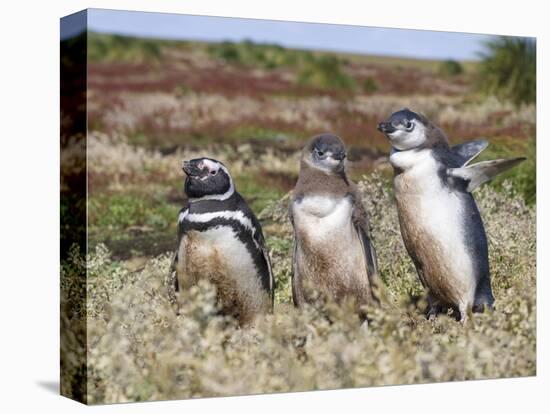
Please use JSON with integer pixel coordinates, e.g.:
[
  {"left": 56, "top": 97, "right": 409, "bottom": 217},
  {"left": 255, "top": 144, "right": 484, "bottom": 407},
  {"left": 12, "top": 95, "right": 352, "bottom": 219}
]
[
  {"left": 472, "top": 303, "right": 485, "bottom": 313},
  {"left": 427, "top": 309, "right": 438, "bottom": 321},
  {"left": 426, "top": 303, "right": 445, "bottom": 321},
  {"left": 472, "top": 300, "right": 494, "bottom": 314},
  {"left": 457, "top": 304, "right": 468, "bottom": 325},
  {"left": 360, "top": 319, "right": 369, "bottom": 335}
]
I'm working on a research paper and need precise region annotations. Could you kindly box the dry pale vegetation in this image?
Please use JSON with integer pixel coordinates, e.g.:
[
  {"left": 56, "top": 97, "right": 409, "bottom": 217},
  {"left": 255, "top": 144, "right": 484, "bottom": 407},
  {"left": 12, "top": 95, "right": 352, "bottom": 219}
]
[{"left": 62, "top": 172, "right": 536, "bottom": 404}]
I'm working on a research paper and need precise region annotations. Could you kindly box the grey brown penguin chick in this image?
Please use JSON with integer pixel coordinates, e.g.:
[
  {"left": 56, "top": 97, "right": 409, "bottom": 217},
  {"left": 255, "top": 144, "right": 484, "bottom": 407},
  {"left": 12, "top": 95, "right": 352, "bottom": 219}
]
[
  {"left": 377, "top": 108, "right": 525, "bottom": 323},
  {"left": 289, "top": 133, "right": 381, "bottom": 322},
  {"left": 173, "top": 157, "right": 274, "bottom": 325}
]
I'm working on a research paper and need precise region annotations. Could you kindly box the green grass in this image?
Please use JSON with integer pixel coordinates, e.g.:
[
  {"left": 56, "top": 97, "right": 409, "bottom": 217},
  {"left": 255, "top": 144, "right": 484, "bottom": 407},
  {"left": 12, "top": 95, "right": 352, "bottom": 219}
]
[
  {"left": 234, "top": 173, "right": 286, "bottom": 213},
  {"left": 88, "top": 193, "right": 178, "bottom": 234},
  {"left": 88, "top": 32, "right": 165, "bottom": 63},
  {"left": 476, "top": 136, "right": 536, "bottom": 204}
]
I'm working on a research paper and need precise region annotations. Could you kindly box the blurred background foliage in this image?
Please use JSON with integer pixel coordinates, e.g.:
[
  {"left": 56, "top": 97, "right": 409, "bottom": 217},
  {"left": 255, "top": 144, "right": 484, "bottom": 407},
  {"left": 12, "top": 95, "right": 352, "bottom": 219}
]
[{"left": 477, "top": 36, "right": 536, "bottom": 106}]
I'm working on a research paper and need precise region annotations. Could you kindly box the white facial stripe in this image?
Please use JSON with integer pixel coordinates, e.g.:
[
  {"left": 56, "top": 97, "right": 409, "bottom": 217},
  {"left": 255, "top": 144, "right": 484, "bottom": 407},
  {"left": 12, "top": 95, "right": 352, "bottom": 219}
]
[
  {"left": 389, "top": 121, "right": 427, "bottom": 151},
  {"left": 197, "top": 159, "right": 219, "bottom": 181},
  {"left": 201, "top": 158, "right": 219, "bottom": 172},
  {"left": 188, "top": 160, "right": 235, "bottom": 202},
  {"left": 178, "top": 209, "right": 189, "bottom": 223},
  {"left": 186, "top": 210, "right": 258, "bottom": 247}
]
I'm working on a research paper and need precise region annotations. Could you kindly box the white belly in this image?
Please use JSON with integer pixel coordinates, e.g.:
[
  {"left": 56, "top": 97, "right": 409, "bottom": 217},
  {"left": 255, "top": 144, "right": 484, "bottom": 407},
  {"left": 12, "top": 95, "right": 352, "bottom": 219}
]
[
  {"left": 392, "top": 149, "right": 476, "bottom": 306},
  {"left": 179, "top": 226, "right": 266, "bottom": 310},
  {"left": 292, "top": 195, "right": 366, "bottom": 277},
  {"left": 293, "top": 195, "right": 355, "bottom": 244}
]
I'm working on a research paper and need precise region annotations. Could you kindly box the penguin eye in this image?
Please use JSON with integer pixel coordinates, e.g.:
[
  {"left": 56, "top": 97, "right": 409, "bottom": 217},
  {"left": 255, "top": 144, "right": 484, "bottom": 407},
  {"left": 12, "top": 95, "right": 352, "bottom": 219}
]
[
  {"left": 315, "top": 149, "right": 324, "bottom": 157},
  {"left": 210, "top": 169, "right": 218, "bottom": 176},
  {"left": 405, "top": 121, "right": 414, "bottom": 130}
]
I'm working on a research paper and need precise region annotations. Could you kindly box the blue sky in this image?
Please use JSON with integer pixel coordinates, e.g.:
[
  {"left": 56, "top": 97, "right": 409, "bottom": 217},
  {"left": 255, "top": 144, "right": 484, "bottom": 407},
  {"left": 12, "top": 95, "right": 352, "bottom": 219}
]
[{"left": 63, "top": 8, "right": 498, "bottom": 60}]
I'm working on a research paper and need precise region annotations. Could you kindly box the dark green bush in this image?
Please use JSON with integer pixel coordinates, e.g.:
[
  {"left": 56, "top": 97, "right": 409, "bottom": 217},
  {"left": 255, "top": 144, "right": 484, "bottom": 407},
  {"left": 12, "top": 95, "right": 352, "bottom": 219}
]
[
  {"left": 88, "top": 33, "right": 162, "bottom": 63},
  {"left": 438, "top": 59, "right": 463, "bottom": 76},
  {"left": 208, "top": 40, "right": 302, "bottom": 69},
  {"left": 477, "top": 36, "right": 536, "bottom": 106},
  {"left": 208, "top": 40, "right": 356, "bottom": 91},
  {"left": 362, "top": 77, "right": 379, "bottom": 93},
  {"left": 209, "top": 41, "right": 240, "bottom": 62},
  {"left": 297, "top": 55, "right": 356, "bottom": 90}
]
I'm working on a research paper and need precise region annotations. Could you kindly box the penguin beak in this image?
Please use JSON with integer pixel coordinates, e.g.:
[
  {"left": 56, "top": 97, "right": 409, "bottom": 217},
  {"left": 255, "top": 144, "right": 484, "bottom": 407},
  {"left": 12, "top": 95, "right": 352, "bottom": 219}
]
[
  {"left": 377, "top": 122, "right": 395, "bottom": 134},
  {"left": 182, "top": 160, "right": 200, "bottom": 177},
  {"left": 332, "top": 151, "right": 346, "bottom": 161},
  {"left": 182, "top": 160, "right": 191, "bottom": 175}
]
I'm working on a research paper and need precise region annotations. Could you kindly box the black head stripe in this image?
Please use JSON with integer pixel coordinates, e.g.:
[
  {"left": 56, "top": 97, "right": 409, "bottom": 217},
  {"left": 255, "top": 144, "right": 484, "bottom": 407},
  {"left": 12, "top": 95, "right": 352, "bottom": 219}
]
[
  {"left": 389, "top": 108, "right": 425, "bottom": 126},
  {"left": 184, "top": 158, "right": 232, "bottom": 199},
  {"left": 310, "top": 133, "right": 345, "bottom": 154}
]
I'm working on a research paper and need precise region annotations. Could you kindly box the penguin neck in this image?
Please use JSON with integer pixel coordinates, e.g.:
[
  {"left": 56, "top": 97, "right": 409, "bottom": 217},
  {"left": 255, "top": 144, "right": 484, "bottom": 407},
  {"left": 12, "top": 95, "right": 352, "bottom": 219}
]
[
  {"left": 187, "top": 191, "right": 239, "bottom": 213},
  {"left": 295, "top": 159, "right": 351, "bottom": 199}
]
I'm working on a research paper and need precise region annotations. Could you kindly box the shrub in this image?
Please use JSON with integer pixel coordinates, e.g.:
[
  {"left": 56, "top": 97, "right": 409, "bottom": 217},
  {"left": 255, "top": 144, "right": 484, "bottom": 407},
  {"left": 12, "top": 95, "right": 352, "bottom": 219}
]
[
  {"left": 88, "top": 33, "right": 162, "bottom": 63},
  {"left": 362, "top": 77, "right": 379, "bottom": 93},
  {"left": 209, "top": 41, "right": 241, "bottom": 62},
  {"left": 476, "top": 36, "right": 536, "bottom": 106},
  {"left": 208, "top": 40, "right": 302, "bottom": 69},
  {"left": 297, "top": 55, "right": 356, "bottom": 91},
  {"left": 438, "top": 59, "right": 464, "bottom": 76}
]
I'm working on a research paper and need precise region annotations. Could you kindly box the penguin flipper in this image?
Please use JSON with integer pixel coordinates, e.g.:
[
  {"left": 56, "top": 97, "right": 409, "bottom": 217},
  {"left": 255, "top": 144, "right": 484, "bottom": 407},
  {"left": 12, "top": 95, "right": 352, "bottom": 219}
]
[
  {"left": 355, "top": 224, "right": 382, "bottom": 305},
  {"left": 351, "top": 191, "right": 382, "bottom": 305},
  {"left": 288, "top": 206, "right": 302, "bottom": 307},
  {"left": 447, "top": 157, "right": 526, "bottom": 192},
  {"left": 451, "top": 139, "right": 489, "bottom": 166},
  {"left": 260, "top": 240, "right": 275, "bottom": 308},
  {"left": 241, "top": 197, "right": 275, "bottom": 306},
  {"left": 290, "top": 239, "right": 301, "bottom": 307}
]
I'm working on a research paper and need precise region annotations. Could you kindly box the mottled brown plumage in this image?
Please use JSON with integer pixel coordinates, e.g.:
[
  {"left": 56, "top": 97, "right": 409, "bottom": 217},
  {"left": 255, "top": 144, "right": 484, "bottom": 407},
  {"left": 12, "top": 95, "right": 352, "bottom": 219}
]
[{"left": 290, "top": 134, "right": 381, "bottom": 321}]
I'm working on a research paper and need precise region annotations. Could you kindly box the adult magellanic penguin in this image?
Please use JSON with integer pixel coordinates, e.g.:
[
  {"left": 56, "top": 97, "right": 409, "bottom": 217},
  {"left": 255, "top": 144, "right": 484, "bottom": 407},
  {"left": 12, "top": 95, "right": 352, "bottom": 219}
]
[
  {"left": 289, "top": 133, "right": 381, "bottom": 324},
  {"left": 377, "top": 108, "right": 525, "bottom": 323},
  {"left": 172, "top": 157, "right": 274, "bottom": 325}
]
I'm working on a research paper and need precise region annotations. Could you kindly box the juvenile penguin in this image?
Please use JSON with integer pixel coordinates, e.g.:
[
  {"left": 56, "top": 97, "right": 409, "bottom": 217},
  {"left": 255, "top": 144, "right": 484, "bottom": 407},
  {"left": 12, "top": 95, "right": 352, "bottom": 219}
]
[
  {"left": 289, "top": 133, "right": 381, "bottom": 321},
  {"left": 377, "top": 108, "right": 525, "bottom": 322},
  {"left": 173, "top": 157, "right": 274, "bottom": 325}
]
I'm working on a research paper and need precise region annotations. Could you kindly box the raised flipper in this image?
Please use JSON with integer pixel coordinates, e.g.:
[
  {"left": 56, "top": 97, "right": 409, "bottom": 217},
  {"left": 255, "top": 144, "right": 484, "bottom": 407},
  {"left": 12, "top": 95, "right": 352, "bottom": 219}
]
[
  {"left": 447, "top": 157, "right": 526, "bottom": 192},
  {"left": 451, "top": 139, "right": 488, "bottom": 166}
]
